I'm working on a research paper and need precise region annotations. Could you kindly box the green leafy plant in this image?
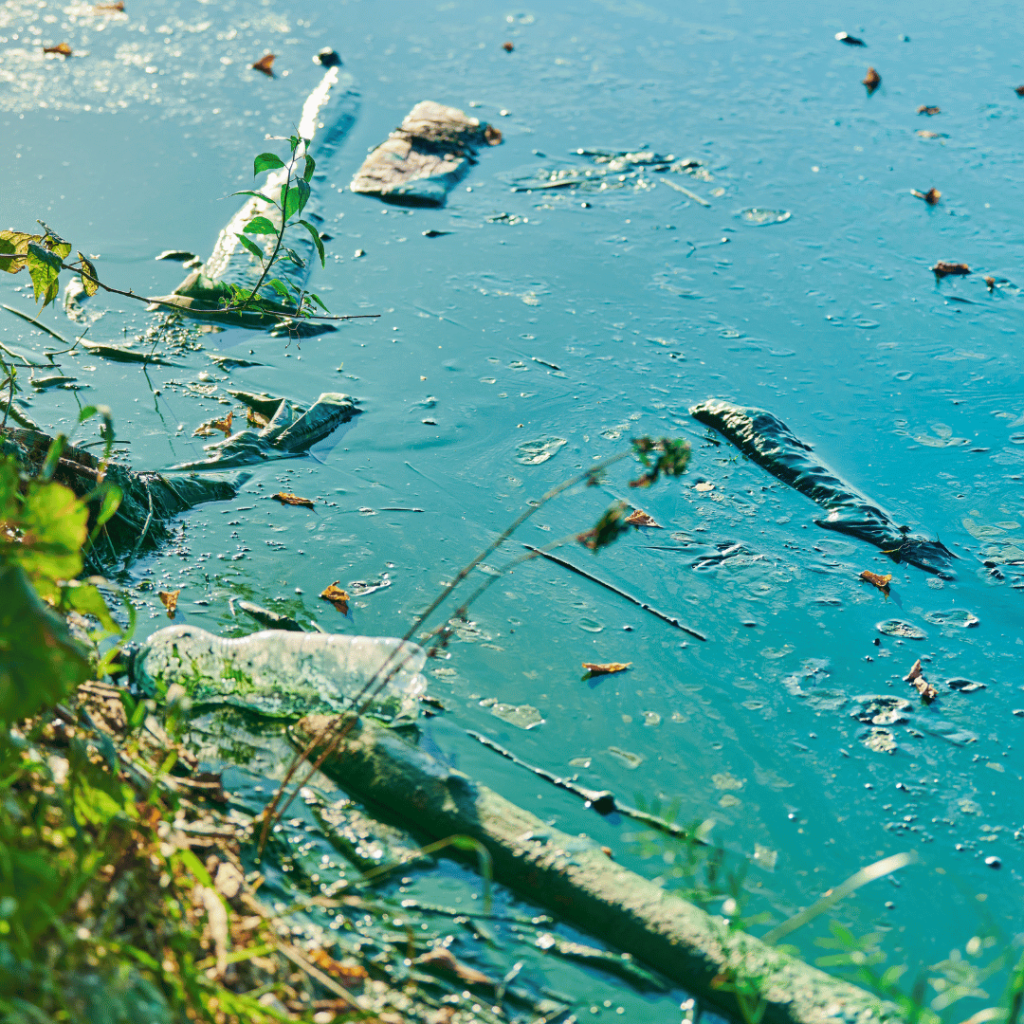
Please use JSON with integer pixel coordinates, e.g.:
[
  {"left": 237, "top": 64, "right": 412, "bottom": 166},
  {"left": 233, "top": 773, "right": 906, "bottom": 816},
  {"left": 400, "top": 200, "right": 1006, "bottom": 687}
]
[{"left": 0, "top": 143, "right": 376, "bottom": 330}]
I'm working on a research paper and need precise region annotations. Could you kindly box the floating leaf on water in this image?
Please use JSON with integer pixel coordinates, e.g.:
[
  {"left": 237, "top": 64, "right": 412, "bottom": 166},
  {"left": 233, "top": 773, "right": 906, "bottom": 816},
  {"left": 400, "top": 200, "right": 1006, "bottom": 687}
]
[
  {"left": 738, "top": 208, "right": 791, "bottom": 226},
  {"left": 515, "top": 435, "right": 567, "bottom": 465},
  {"left": 923, "top": 609, "right": 979, "bottom": 628},
  {"left": 903, "top": 659, "right": 937, "bottom": 702},
  {"left": 491, "top": 703, "right": 544, "bottom": 729},
  {"left": 158, "top": 589, "right": 180, "bottom": 619},
  {"left": 911, "top": 188, "right": 941, "bottom": 205},
  {"left": 625, "top": 509, "right": 660, "bottom": 527},
  {"left": 862, "top": 66, "right": 881, "bottom": 94},
  {"left": 272, "top": 491, "right": 314, "bottom": 509},
  {"left": 252, "top": 53, "right": 275, "bottom": 77},
  {"left": 860, "top": 569, "right": 892, "bottom": 593},
  {"left": 917, "top": 105, "right": 941, "bottom": 115},
  {"left": 876, "top": 618, "right": 926, "bottom": 640},
  {"left": 93, "top": 2, "right": 125, "bottom": 11},
  {"left": 319, "top": 582, "right": 350, "bottom": 614},
  {"left": 861, "top": 727, "right": 897, "bottom": 754},
  {"left": 582, "top": 661, "right": 631, "bottom": 678},
  {"left": 43, "top": 42, "right": 73, "bottom": 56},
  {"left": 502, "top": 41, "right": 514, "bottom": 52},
  {"left": 753, "top": 844, "right": 778, "bottom": 872},
  {"left": 193, "top": 411, "right": 233, "bottom": 438},
  {"left": 932, "top": 261, "right": 970, "bottom": 279}
]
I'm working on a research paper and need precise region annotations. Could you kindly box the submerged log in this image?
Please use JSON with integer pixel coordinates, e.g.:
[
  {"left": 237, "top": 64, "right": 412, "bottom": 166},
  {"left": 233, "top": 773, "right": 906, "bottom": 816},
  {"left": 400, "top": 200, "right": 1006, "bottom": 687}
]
[
  {"left": 295, "top": 713, "right": 900, "bottom": 1024},
  {"left": 690, "top": 398, "right": 955, "bottom": 576},
  {"left": 350, "top": 101, "right": 502, "bottom": 206},
  {"left": 2, "top": 427, "right": 247, "bottom": 572}
]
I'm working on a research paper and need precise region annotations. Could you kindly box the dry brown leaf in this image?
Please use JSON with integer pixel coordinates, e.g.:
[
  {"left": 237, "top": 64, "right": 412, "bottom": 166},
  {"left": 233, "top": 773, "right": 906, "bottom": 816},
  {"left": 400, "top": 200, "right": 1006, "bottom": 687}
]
[
  {"left": 1015, "top": 85, "right": 1024, "bottom": 97},
  {"left": 319, "top": 582, "right": 349, "bottom": 614},
  {"left": 582, "top": 661, "right": 632, "bottom": 677},
  {"left": 932, "top": 261, "right": 971, "bottom": 279},
  {"left": 93, "top": 1, "right": 125, "bottom": 11},
  {"left": 246, "top": 406, "right": 269, "bottom": 428},
  {"left": 916, "top": 105, "right": 940, "bottom": 115},
  {"left": 252, "top": 53, "right": 275, "bottom": 77},
  {"left": 414, "top": 946, "right": 493, "bottom": 987},
  {"left": 193, "top": 411, "right": 233, "bottom": 437},
  {"left": 43, "top": 42, "right": 73, "bottom": 56},
  {"left": 625, "top": 509, "right": 660, "bottom": 528},
  {"left": 903, "top": 658, "right": 937, "bottom": 703},
  {"left": 862, "top": 67, "right": 881, "bottom": 93},
  {"left": 272, "top": 492, "right": 315, "bottom": 509},
  {"left": 307, "top": 947, "right": 368, "bottom": 986},
  {"left": 502, "top": 41, "right": 514, "bottom": 52},
  {"left": 911, "top": 188, "right": 941, "bottom": 205},
  {"left": 158, "top": 589, "right": 180, "bottom": 619},
  {"left": 985, "top": 276, "right": 996, "bottom": 292},
  {"left": 859, "top": 570, "right": 892, "bottom": 593}
]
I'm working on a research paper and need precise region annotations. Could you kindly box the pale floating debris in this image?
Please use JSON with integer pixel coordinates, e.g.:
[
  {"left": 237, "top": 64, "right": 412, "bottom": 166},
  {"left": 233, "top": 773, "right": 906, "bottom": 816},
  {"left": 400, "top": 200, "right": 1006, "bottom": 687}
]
[
  {"left": 607, "top": 745, "right": 644, "bottom": 769},
  {"left": 515, "top": 435, "right": 567, "bottom": 465},
  {"left": 738, "top": 207, "right": 792, "bottom": 226},
  {"left": 876, "top": 618, "right": 926, "bottom": 640},
  {"left": 850, "top": 694, "right": 912, "bottom": 726},
  {"left": 923, "top": 608, "right": 979, "bottom": 628},
  {"left": 490, "top": 703, "right": 544, "bottom": 729},
  {"left": 946, "top": 677, "right": 986, "bottom": 693},
  {"left": 861, "top": 727, "right": 897, "bottom": 754}
]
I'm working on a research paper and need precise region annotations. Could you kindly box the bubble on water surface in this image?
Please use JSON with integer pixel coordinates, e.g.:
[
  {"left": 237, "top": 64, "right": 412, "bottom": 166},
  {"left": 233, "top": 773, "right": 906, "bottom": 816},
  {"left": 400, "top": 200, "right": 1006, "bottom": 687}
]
[{"left": 876, "top": 618, "right": 927, "bottom": 639}]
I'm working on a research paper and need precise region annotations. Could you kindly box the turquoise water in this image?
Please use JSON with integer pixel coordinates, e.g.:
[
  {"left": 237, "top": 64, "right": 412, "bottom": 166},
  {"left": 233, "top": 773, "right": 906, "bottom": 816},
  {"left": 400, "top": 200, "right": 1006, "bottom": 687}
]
[{"left": 3, "top": 0, "right": 1023, "bottom": 1011}]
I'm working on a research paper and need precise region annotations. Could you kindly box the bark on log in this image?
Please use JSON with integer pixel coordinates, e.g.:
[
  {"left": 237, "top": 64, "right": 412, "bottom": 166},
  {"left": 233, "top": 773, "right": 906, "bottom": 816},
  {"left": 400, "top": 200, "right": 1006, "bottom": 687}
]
[{"left": 295, "top": 713, "right": 900, "bottom": 1024}]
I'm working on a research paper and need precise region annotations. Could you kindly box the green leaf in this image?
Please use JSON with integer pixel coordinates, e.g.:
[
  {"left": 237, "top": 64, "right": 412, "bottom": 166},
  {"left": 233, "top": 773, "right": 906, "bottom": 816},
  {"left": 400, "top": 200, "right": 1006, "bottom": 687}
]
[
  {"left": 0, "top": 231, "right": 41, "bottom": 275},
  {"left": 309, "top": 292, "right": 329, "bottom": 312},
  {"left": 289, "top": 135, "right": 300, "bottom": 153},
  {"left": 26, "top": 244, "right": 63, "bottom": 308},
  {"left": 38, "top": 222, "right": 72, "bottom": 260},
  {"left": 253, "top": 152, "right": 285, "bottom": 175},
  {"left": 94, "top": 485, "right": 122, "bottom": 528},
  {"left": 235, "top": 233, "right": 266, "bottom": 262},
  {"left": 62, "top": 579, "right": 118, "bottom": 633},
  {"left": 283, "top": 248, "right": 305, "bottom": 268},
  {"left": 302, "top": 154, "right": 316, "bottom": 182},
  {"left": 298, "top": 219, "right": 325, "bottom": 268},
  {"left": 282, "top": 178, "right": 310, "bottom": 221},
  {"left": 77, "top": 251, "right": 99, "bottom": 297},
  {"left": 266, "top": 279, "right": 291, "bottom": 301},
  {"left": 243, "top": 216, "right": 277, "bottom": 235},
  {"left": 0, "top": 564, "right": 90, "bottom": 723},
  {"left": 16, "top": 478, "right": 89, "bottom": 589},
  {"left": 231, "top": 189, "right": 278, "bottom": 207}
]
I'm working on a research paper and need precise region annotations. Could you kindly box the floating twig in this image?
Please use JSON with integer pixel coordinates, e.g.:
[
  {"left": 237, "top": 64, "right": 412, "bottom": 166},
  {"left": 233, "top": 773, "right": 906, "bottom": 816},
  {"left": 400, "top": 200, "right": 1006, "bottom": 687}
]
[{"left": 522, "top": 543, "right": 707, "bottom": 641}]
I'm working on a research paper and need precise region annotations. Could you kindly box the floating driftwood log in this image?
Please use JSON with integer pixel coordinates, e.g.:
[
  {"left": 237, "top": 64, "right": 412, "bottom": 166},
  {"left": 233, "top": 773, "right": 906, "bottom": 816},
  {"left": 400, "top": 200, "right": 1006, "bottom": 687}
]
[
  {"left": 295, "top": 713, "right": 900, "bottom": 1024},
  {"left": 350, "top": 101, "right": 502, "bottom": 206}
]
